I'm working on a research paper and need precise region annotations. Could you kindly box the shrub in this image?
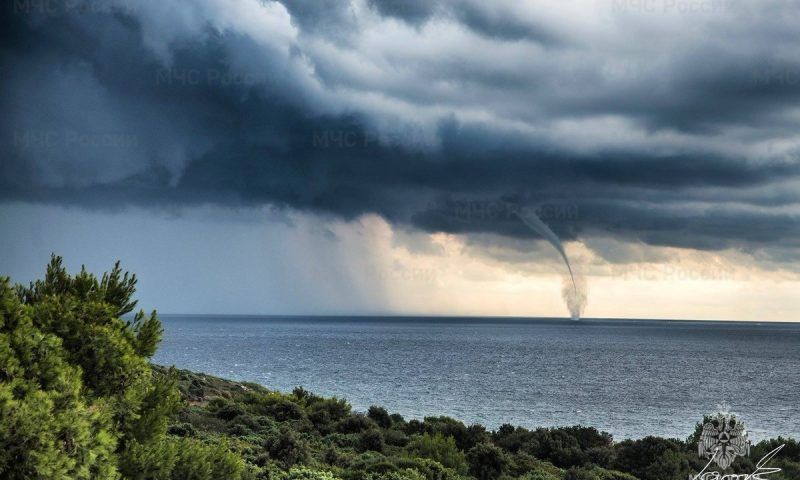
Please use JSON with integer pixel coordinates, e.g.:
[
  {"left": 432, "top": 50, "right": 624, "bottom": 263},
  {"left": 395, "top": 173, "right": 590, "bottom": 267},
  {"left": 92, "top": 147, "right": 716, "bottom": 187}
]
[
  {"left": 564, "top": 466, "right": 637, "bottom": 480},
  {"left": 360, "top": 429, "right": 386, "bottom": 453},
  {"left": 385, "top": 429, "right": 411, "bottom": 447},
  {"left": 517, "top": 460, "right": 564, "bottom": 480},
  {"left": 467, "top": 442, "right": 508, "bottom": 480},
  {"left": 167, "top": 422, "right": 197, "bottom": 437},
  {"left": 217, "top": 402, "right": 247, "bottom": 421},
  {"left": 310, "top": 398, "right": 352, "bottom": 424},
  {"left": 613, "top": 437, "right": 689, "bottom": 480},
  {"left": 390, "top": 414, "right": 407, "bottom": 427},
  {"left": 369, "top": 406, "right": 393, "bottom": 429},
  {"left": 266, "top": 426, "right": 310, "bottom": 468},
  {"left": 282, "top": 466, "right": 341, "bottom": 480},
  {"left": 405, "top": 433, "right": 468, "bottom": 474},
  {"left": 169, "top": 437, "right": 244, "bottom": 480},
  {"left": 508, "top": 451, "right": 539, "bottom": 476},
  {"left": 420, "top": 417, "right": 474, "bottom": 451},
  {"left": 337, "top": 414, "right": 378, "bottom": 434},
  {"left": 564, "top": 467, "right": 600, "bottom": 480},
  {"left": 366, "top": 469, "right": 426, "bottom": 480},
  {"left": 324, "top": 432, "right": 361, "bottom": 449},
  {"left": 561, "top": 426, "right": 613, "bottom": 450},
  {"left": 344, "top": 452, "right": 398, "bottom": 478},
  {"left": 393, "top": 457, "right": 463, "bottom": 480},
  {"left": 522, "top": 428, "right": 589, "bottom": 468},
  {"left": 520, "top": 470, "right": 562, "bottom": 480},
  {"left": 494, "top": 425, "right": 534, "bottom": 453},
  {"left": 292, "top": 387, "right": 324, "bottom": 406},
  {"left": 255, "top": 395, "right": 307, "bottom": 422}
]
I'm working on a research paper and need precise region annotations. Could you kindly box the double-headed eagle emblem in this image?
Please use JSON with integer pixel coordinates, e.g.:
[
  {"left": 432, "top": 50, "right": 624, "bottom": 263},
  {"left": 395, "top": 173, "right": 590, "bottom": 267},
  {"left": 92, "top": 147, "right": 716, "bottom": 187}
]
[{"left": 698, "top": 412, "right": 750, "bottom": 469}]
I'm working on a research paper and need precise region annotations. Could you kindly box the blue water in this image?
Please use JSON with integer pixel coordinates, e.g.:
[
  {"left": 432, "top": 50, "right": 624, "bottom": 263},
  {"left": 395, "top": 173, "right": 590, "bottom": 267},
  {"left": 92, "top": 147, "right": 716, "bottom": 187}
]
[{"left": 153, "top": 316, "right": 800, "bottom": 441}]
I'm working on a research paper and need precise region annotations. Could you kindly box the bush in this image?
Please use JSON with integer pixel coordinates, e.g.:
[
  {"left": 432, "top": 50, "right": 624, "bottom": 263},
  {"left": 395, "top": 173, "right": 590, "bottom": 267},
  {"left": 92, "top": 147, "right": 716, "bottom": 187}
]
[
  {"left": 467, "top": 442, "right": 508, "bottom": 480},
  {"left": 561, "top": 427, "right": 613, "bottom": 450},
  {"left": 167, "top": 422, "right": 197, "bottom": 437},
  {"left": 282, "top": 466, "right": 341, "bottom": 480},
  {"left": 613, "top": 437, "right": 689, "bottom": 480},
  {"left": 217, "top": 402, "right": 247, "bottom": 421},
  {"left": 266, "top": 426, "right": 310, "bottom": 468},
  {"left": 390, "top": 414, "right": 407, "bottom": 427},
  {"left": 369, "top": 406, "right": 393, "bottom": 429},
  {"left": 393, "top": 457, "right": 463, "bottom": 480},
  {"left": 360, "top": 429, "right": 386, "bottom": 452},
  {"left": 517, "top": 461, "right": 564, "bottom": 480},
  {"left": 324, "top": 432, "right": 361, "bottom": 449},
  {"left": 419, "top": 417, "right": 475, "bottom": 451},
  {"left": 522, "top": 428, "right": 589, "bottom": 468},
  {"left": 520, "top": 472, "right": 561, "bottom": 480},
  {"left": 337, "top": 414, "right": 378, "bottom": 434},
  {"left": 169, "top": 437, "right": 244, "bottom": 480},
  {"left": 344, "top": 452, "right": 398, "bottom": 478},
  {"left": 249, "top": 394, "right": 307, "bottom": 422},
  {"left": 366, "top": 469, "right": 426, "bottom": 480},
  {"left": 752, "top": 437, "right": 800, "bottom": 462},
  {"left": 309, "top": 398, "right": 352, "bottom": 428},
  {"left": 405, "top": 433, "right": 468, "bottom": 475},
  {"left": 494, "top": 424, "right": 533, "bottom": 453},
  {"left": 564, "top": 466, "right": 637, "bottom": 480},
  {"left": 508, "top": 451, "right": 539, "bottom": 476},
  {"left": 292, "top": 387, "right": 324, "bottom": 406},
  {"left": 385, "top": 429, "right": 411, "bottom": 447},
  {"left": 565, "top": 467, "right": 600, "bottom": 480}
]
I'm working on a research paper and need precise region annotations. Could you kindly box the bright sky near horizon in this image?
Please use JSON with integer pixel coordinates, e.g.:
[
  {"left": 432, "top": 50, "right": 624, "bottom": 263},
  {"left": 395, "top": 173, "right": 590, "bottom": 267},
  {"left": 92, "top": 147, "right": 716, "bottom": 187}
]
[{"left": 2, "top": 203, "right": 798, "bottom": 321}]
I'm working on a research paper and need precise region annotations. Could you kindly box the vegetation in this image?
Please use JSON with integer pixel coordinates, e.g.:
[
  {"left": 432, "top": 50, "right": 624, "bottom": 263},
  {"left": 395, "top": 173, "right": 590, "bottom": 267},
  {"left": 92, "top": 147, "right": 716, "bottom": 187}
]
[{"left": 2, "top": 257, "right": 799, "bottom": 479}]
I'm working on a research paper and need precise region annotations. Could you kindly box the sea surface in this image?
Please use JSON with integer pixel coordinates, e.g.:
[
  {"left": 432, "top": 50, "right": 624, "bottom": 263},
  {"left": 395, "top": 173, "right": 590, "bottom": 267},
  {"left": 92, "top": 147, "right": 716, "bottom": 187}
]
[{"left": 153, "top": 316, "right": 800, "bottom": 441}]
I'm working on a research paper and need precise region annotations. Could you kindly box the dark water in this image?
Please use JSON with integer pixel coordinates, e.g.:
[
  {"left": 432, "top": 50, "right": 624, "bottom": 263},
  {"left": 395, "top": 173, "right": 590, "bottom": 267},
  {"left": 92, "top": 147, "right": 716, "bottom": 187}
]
[{"left": 153, "top": 316, "right": 800, "bottom": 441}]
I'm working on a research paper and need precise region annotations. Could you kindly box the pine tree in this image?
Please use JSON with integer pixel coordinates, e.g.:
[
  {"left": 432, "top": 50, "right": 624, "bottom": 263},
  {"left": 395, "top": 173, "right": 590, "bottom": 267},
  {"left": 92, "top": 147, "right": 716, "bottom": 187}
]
[{"left": 0, "top": 256, "right": 243, "bottom": 479}]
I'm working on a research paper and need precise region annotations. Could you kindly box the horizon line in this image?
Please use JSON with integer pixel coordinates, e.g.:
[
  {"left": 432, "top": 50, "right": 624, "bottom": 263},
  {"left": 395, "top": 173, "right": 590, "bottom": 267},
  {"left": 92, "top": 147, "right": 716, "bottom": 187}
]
[{"left": 153, "top": 313, "right": 800, "bottom": 325}]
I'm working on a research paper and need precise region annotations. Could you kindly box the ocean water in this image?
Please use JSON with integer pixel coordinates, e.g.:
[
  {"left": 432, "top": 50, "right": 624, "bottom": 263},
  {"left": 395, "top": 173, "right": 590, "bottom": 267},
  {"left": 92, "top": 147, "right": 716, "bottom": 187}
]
[{"left": 153, "top": 316, "right": 800, "bottom": 441}]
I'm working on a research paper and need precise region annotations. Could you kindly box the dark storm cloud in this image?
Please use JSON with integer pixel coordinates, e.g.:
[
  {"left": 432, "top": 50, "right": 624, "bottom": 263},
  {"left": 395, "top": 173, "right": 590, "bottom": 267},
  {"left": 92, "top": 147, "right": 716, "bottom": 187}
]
[
  {"left": 366, "top": 0, "right": 438, "bottom": 24},
  {"left": 276, "top": 0, "right": 357, "bottom": 37},
  {"left": 366, "top": 0, "right": 561, "bottom": 44},
  {"left": 2, "top": 0, "right": 800, "bottom": 259}
]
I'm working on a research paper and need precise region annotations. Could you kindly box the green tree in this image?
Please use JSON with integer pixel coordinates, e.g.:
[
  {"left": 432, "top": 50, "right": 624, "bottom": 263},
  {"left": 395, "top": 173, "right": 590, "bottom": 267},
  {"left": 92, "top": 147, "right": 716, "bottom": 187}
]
[
  {"left": 405, "top": 433, "right": 468, "bottom": 475},
  {"left": 0, "top": 256, "right": 242, "bottom": 479},
  {"left": 614, "top": 436, "right": 689, "bottom": 480},
  {"left": 359, "top": 429, "right": 386, "bottom": 453},
  {"left": 368, "top": 406, "right": 392, "bottom": 429},
  {"left": 267, "top": 425, "right": 310, "bottom": 468},
  {"left": 466, "top": 442, "right": 508, "bottom": 480}
]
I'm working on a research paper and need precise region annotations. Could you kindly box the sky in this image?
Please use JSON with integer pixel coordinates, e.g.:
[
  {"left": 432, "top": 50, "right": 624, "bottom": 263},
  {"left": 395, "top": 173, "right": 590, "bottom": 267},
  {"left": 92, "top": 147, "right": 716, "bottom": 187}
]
[{"left": 1, "top": 0, "right": 799, "bottom": 320}]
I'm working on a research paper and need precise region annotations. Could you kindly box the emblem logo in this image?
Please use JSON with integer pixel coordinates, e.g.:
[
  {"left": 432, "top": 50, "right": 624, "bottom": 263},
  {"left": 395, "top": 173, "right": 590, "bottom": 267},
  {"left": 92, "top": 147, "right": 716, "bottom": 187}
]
[{"left": 697, "top": 411, "right": 750, "bottom": 469}]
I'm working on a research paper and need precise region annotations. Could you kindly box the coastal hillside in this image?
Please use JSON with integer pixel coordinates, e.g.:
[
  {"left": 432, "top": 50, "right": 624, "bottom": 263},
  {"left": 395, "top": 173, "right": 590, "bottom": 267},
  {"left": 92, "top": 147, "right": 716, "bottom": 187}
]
[
  {"left": 1, "top": 259, "right": 798, "bottom": 479},
  {"left": 163, "top": 366, "right": 799, "bottom": 480}
]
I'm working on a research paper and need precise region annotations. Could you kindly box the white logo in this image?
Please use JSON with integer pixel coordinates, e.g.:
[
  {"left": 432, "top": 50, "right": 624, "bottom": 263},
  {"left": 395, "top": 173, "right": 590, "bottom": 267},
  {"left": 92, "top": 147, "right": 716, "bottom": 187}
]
[
  {"left": 698, "top": 412, "right": 750, "bottom": 469},
  {"left": 690, "top": 408, "right": 785, "bottom": 480}
]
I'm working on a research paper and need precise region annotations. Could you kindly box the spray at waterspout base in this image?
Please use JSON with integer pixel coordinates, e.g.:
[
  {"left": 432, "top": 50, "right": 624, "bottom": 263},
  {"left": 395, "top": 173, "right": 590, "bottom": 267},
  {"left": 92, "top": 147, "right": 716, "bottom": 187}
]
[{"left": 562, "top": 274, "right": 588, "bottom": 320}]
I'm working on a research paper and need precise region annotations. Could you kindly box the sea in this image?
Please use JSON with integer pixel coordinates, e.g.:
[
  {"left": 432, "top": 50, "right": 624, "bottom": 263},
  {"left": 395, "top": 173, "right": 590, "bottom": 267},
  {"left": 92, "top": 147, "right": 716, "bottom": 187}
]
[{"left": 153, "top": 316, "right": 800, "bottom": 442}]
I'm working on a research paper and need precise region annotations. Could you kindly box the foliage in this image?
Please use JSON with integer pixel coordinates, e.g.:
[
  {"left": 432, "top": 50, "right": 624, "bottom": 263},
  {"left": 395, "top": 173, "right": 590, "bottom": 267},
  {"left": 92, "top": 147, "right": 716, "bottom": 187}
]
[
  {"left": 369, "top": 406, "right": 393, "bottom": 429},
  {"left": 280, "top": 466, "right": 341, "bottom": 480},
  {"left": 0, "top": 257, "right": 241, "bottom": 479},
  {"left": 466, "top": 442, "right": 508, "bottom": 480},
  {"left": 406, "top": 433, "right": 468, "bottom": 474}
]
